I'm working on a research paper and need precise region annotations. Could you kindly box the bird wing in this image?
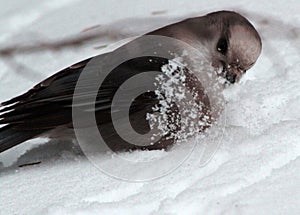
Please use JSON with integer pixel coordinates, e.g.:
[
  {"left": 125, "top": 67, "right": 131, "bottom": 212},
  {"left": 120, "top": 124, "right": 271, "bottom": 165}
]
[{"left": 0, "top": 55, "right": 170, "bottom": 130}]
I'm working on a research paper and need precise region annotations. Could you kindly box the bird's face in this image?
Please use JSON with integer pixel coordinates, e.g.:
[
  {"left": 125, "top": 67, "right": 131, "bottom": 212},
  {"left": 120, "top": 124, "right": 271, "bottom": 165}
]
[
  {"left": 213, "top": 24, "right": 262, "bottom": 84},
  {"left": 157, "top": 11, "right": 262, "bottom": 85}
]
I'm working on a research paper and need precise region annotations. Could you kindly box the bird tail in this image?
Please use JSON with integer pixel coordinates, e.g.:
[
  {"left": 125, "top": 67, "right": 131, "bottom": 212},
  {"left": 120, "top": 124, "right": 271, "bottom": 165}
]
[{"left": 0, "top": 125, "right": 45, "bottom": 153}]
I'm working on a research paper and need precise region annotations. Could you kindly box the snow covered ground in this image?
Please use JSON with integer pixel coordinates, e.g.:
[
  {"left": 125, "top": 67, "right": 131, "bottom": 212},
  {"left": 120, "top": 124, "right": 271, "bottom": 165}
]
[{"left": 0, "top": 0, "right": 300, "bottom": 214}]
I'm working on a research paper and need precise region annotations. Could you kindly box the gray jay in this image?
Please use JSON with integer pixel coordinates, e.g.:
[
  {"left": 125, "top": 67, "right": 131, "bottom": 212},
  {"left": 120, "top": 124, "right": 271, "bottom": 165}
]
[{"left": 0, "top": 11, "right": 262, "bottom": 153}]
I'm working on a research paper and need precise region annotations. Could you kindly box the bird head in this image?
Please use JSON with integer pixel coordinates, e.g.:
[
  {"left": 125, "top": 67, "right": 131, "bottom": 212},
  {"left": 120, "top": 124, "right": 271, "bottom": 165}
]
[
  {"left": 206, "top": 11, "right": 262, "bottom": 84},
  {"left": 149, "top": 11, "right": 262, "bottom": 84}
]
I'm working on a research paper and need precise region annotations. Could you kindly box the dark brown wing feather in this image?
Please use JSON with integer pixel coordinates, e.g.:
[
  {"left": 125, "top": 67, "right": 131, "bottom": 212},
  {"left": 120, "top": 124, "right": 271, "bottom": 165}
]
[{"left": 0, "top": 54, "right": 176, "bottom": 153}]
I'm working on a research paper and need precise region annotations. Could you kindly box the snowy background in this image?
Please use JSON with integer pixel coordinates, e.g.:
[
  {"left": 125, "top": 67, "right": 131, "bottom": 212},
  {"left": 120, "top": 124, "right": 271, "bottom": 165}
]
[{"left": 0, "top": 0, "right": 300, "bottom": 214}]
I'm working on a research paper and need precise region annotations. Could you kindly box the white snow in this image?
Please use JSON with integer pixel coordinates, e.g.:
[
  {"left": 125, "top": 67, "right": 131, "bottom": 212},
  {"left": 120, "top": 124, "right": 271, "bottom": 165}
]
[{"left": 0, "top": 0, "right": 300, "bottom": 215}]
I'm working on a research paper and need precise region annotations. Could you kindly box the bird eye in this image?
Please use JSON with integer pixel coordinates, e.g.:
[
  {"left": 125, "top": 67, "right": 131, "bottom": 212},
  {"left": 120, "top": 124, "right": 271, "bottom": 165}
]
[{"left": 216, "top": 38, "right": 228, "bottom": 55}]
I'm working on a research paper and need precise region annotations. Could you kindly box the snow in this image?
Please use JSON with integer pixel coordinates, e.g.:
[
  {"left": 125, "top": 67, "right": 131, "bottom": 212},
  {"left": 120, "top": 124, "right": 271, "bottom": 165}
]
[{"left": 0, "top": 0, "right": 300, "bottom": 214}]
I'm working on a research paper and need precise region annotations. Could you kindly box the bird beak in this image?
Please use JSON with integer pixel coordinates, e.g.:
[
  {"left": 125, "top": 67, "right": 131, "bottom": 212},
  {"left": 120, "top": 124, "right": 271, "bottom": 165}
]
[{"left": 224, "top": 65, "right": 245, "bottom": 84}]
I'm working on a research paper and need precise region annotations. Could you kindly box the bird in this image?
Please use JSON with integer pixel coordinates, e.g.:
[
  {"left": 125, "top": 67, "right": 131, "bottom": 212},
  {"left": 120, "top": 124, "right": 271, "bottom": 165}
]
[{"left": 0, "top": 11, "right": 262, "bottom": 154}]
